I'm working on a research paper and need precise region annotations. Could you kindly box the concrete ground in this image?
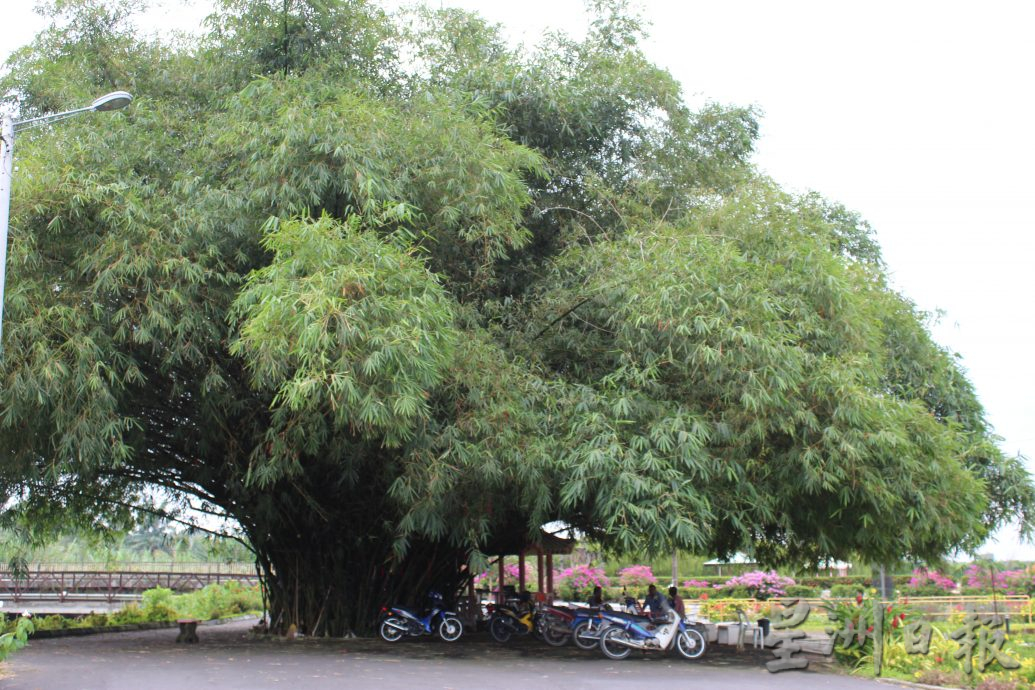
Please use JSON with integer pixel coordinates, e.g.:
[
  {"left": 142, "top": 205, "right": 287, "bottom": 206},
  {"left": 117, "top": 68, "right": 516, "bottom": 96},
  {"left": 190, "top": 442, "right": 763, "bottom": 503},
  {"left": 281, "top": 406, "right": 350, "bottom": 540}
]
[{"left": 2, "top": 617, "right": 901, "bottom": 690}]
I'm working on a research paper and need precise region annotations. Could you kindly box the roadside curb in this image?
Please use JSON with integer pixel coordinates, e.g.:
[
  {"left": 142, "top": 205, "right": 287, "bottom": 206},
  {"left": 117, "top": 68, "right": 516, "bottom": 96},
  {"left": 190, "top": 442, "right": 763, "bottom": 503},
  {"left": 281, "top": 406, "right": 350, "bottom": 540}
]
[
  {"left": 26, "top": 614, "right": 258, "bottom": 639},
  {"left": 30, "top": 621, "right": 177, "bottom": 639},
  {"left": 876, "top": 678, "right": 964, "bottom": 690}
]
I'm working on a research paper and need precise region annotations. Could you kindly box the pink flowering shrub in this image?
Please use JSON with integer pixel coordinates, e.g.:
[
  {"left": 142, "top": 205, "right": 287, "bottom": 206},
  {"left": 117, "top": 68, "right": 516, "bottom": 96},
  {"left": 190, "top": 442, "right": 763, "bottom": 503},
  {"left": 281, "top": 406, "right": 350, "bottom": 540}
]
[
  {"left": 472, "top": 562, "right": 538, "bottom": 589},
  {"left": 714, "top": 570, "right": 794, "bottom": 600},
  {"left": 962, "top": 564, "right": 1034, "bottom": 595},
  {"left": 683, "top": 579, "right": 712, "bottom": 588},
  {"left": 556, "top": 565, "right": 611, "bottom": 590},
  {"left": 504, "top": 562, "right": 536, "bottom": 582},
  {"left": 906, "top": 568, "right": 956, "bottom": 593},
  {"left": 617, "top": 565, "right": 657, "bottom": 587}
]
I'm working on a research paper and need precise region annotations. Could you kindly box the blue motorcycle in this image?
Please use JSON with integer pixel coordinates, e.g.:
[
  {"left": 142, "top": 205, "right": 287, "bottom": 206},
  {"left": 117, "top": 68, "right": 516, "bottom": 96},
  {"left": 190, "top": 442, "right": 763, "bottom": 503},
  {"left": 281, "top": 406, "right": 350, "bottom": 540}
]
[
  {"left": 569, "top": 596, "right": 641, "bottom": 650},
  {"left": 379, "top": 591, "right": 464, "bottom": 642},
  {"left": 570, "top": 607, "right": 609, "bottom": 650},
  {"left": 598, "top": 609, "right": 705, "bottom": 660}
]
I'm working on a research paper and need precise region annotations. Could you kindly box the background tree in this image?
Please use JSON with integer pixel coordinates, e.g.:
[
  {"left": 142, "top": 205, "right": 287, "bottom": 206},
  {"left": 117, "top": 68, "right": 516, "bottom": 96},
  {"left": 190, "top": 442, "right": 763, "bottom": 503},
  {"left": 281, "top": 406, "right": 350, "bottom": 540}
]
[{"left": 1, "top": 0, "right": 1031, "bottom": 634}]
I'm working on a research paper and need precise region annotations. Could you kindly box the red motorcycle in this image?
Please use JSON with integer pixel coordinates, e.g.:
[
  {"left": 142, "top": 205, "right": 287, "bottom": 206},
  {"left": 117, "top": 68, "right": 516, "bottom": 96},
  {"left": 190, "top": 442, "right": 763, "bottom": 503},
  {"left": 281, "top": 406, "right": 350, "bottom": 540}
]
[{"left": 538, "top": 604, "right": 578, "bottom": 646}]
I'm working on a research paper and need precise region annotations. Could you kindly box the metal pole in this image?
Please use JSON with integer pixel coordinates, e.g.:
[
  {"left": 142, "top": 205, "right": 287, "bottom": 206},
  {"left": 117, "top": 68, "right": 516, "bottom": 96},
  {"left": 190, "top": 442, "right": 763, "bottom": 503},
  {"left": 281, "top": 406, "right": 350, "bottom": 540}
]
[
  {"left": 0, "top": 92, "right": 131, "bottom": 348},
  {"left": 670, "top": 481, "right": 678, "bottom": 587},
  {"left": 0, "top": 114, "right": 14, "bottom": 347}
]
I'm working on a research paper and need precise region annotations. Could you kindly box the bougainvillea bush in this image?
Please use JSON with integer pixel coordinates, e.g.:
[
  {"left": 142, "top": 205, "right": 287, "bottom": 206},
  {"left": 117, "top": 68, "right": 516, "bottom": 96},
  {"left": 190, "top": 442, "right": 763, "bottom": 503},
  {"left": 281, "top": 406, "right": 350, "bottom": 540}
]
[
  {"left": 554, "top": 565, "right": 611, "bottom": 600},
  {"left": 961, "top": 565, "right": 1034, "bottom": 596},
  {"left": 557, "top": 565, "right": 610, "bottom": 590},
  {"left": 504, "top": 562, "right": 537, "bottom": 583},
  {"left": 714, "top": 571, "right": 795, "bottom": 600},
  {"left": 473, "top": 562, "right": 539, "bottom": 590},
  {"left": 906, "top": 568, "right": 957, "bottom": 595},
  {"left": 617, "top": 565, "right": 657, "bottom": 587}
]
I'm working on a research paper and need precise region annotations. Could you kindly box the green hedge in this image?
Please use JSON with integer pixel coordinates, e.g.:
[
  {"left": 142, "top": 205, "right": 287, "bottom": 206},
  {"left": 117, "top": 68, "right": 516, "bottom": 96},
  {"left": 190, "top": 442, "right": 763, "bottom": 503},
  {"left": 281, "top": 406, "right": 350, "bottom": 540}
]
[
  {"left": 9, "top": 581, "right": 262, "bottom": 634},
  {"left": 794, "top": 575, "right": 913, "bottom": 588},
  {"left": 902, "top": 584, "right": 956, "bottom": 597},
  {"left": 784, "top": 585, "right": 820, "bottom": 598},
  {"left": 829, "top": 584, "right": 864, "bottom": 598}
]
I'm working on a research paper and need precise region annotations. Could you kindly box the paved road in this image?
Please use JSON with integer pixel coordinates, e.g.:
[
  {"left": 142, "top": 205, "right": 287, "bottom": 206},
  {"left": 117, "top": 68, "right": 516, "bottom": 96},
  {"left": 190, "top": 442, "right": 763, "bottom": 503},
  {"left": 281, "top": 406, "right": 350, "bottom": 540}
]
[{"left": 2, "top": 618, "right": 900, "bottom": 690}]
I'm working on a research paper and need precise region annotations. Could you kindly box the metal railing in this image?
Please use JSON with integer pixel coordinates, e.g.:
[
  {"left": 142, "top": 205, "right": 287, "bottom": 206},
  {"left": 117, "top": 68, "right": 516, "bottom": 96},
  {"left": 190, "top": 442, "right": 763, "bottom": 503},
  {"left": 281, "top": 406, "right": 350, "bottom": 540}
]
[
  {"left": 1, "top": 562, "right": 255, "bottom": 575},
  {"left": 0, "top": 565, "right": 259, "bottom": 602}
]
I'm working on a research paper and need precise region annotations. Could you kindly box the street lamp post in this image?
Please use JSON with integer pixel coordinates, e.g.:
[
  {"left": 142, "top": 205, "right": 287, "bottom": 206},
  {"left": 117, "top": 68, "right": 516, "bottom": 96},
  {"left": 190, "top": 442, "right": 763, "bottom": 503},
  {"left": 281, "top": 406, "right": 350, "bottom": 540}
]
[{"left": 0, "top": 90, "right": 133, "bottom": 346}]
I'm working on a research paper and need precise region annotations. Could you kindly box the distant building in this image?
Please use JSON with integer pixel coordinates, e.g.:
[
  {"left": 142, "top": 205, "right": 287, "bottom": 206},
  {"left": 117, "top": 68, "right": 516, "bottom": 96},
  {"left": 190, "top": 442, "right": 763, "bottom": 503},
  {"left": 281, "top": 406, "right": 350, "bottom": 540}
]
[{"left": 703, "top": 553, "right": 758, "bottom": 576}]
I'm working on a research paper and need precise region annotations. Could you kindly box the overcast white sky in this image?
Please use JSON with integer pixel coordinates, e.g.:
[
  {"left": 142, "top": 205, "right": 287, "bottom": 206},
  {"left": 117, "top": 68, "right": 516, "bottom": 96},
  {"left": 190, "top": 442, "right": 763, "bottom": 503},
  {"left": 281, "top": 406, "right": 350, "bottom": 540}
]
[{"left": 3, "top": 0, "right": 1033, "bottom": 559}]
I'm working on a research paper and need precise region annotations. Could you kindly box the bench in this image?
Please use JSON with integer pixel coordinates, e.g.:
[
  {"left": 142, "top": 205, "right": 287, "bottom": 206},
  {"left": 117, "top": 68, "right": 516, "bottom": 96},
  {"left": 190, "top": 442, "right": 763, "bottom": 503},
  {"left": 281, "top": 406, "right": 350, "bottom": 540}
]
[{"left": 176, "top": 619, "right": 200, "bottom": 643}]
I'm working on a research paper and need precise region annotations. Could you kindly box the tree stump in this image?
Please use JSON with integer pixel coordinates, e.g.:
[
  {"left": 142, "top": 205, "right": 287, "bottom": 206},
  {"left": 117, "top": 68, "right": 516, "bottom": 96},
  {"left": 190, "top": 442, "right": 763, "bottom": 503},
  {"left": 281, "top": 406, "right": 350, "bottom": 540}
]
[{"left": 176, "top": 619, "right": 199, "bottom": 643}]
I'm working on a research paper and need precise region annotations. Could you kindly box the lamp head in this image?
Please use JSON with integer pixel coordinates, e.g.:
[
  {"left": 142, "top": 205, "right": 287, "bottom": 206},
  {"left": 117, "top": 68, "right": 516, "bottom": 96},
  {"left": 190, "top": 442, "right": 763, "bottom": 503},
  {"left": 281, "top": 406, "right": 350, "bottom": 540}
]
[{"left": 91, "top": 91, "right": 133, "bottom": 112}]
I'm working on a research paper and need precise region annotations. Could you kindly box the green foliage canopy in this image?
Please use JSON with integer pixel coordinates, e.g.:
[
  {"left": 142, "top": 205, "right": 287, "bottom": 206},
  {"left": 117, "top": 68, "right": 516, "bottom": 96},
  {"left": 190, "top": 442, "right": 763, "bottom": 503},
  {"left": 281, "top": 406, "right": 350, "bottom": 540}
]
[{"left": 0, "top": 0, "right": 1030, "bottom": 633}]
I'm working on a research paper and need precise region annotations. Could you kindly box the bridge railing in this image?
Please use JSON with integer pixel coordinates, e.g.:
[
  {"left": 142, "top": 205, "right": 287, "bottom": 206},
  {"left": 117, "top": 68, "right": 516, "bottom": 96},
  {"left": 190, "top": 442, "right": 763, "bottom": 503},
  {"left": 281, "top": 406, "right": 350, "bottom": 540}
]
[
  {"left": 1, "top": 562, "right": 256, "bottom": 575},
  {"left": 0, "top": 565, "right": 260, "bottom": 602}
]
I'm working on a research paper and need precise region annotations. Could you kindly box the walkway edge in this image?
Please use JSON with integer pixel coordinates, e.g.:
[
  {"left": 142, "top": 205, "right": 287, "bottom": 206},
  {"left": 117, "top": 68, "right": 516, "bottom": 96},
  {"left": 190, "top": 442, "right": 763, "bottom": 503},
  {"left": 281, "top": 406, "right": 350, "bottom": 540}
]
[
  {"left": 875, "top": 677, "right": 964, "bottom": 690},
  {"left": 27, "top": 613, "right": 258, "bottom": 639}
]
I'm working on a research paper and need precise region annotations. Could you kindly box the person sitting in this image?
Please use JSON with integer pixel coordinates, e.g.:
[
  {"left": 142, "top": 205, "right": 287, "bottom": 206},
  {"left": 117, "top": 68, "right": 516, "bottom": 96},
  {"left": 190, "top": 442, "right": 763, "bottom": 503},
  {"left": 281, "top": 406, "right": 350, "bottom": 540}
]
[
  {"left": 667, "top": 586, "right": 686, "bottom": 620},
  {"left": 587, "top": 585, "right": 604, "bottom": 609},
  {"left": 642, "top": 584, "right": 665, "bottom": 618}
]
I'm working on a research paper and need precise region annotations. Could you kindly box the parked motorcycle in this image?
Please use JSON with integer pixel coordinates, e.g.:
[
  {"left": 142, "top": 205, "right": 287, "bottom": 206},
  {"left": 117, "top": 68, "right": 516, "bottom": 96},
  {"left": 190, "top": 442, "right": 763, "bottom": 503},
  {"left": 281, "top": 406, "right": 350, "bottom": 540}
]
[
  {"left": 487, "top": 595, "right": 538, "bottom": 643},
  {"left": 487, "top": 593, "right": 573, "bottom": 644},
  {"left": 570, "top": 607, "right": 610, "bottom": 650},
  {"left": 570, "top": 599, "right": 645, "bottom": 650},
  {"left": 538, "top": 604, "right": 578, "bottom": 647},
  {"left": 379, "top": 591, "right": 464, "bottom": 642},
  {"left": 598, "top": 609, "right": 706, "bottom": 660}
]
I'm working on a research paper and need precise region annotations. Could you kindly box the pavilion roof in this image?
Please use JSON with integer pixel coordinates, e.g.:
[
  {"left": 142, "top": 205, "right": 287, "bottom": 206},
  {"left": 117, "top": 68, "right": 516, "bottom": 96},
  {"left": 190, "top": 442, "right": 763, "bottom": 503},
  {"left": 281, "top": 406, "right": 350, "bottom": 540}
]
[{"left": 481, "top": 528, "right": 575, "bottom": 556}]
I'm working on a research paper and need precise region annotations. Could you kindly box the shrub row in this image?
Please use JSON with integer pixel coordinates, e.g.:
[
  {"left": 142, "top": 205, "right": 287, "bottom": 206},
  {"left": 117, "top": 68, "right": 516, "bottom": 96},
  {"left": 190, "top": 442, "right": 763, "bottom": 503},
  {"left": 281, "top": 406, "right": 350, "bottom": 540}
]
[
  {"left": 558, "top": 577, "right": 1031, "bottom": 602},
  {"left": 559, "top": 583, "right": 825, "bottom": 602},
  {"left": 4, "top": 581, "right": 262, "bottom": 634}
]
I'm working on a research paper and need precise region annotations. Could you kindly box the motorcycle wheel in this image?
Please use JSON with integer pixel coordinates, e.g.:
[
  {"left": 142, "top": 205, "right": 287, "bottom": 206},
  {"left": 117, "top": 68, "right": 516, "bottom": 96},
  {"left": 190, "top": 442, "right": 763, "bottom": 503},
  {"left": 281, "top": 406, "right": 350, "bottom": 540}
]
[
  {"left": 489, "top": 615, "right": 512, "bottom": 643},
  {"left": 541, "top": 622, "right": 570, "bottom": 647},
  {"left": 572, "top": 620, "right": 601, "bottom": 651},
  {"left": 438, "top": 616, "right": 463, "bottom": 642},
  {"left": 599, "top": 626, "right": 633, "bottom": 660},
  {"left": 676, "top": 628, "right": 706, "bottom": 659},
  {"left": 379, "top": 616, "right": 405, "bottom": 643}
]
